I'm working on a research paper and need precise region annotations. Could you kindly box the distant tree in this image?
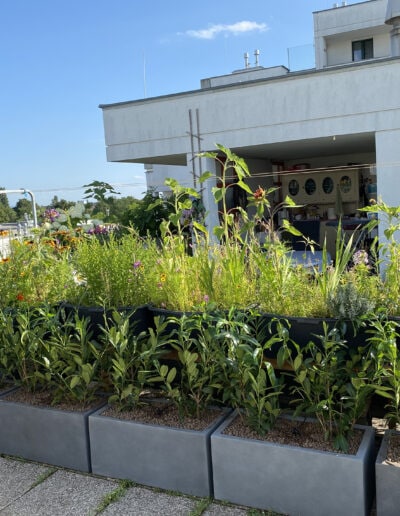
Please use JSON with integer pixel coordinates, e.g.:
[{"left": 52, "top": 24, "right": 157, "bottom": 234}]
[
  {"left": 0, "top": 188, "right": 10, "bottom": 208},
  {"left": 121, "top": 190, "right": 173, "bottom": 237},
  {"left": 50, "top": 196, "right": 75, "bottom": 211},
  {"left": 104, "top": 195, "right": 138, "bottom": 223},
  {"left": 0, "top": 188, "right": 17, "bottom": 223},
  {"left": 13, "top": 198, "right": 34, "bottom": 220}
]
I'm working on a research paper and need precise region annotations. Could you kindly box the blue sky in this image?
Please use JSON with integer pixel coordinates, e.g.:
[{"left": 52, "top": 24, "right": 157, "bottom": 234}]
[{"left": 1, "top": 0, "right": 364, "bottom": 207}]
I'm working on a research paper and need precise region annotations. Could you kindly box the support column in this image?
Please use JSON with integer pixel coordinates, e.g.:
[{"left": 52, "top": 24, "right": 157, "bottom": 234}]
[
  {"left": 376, "top": 129, "right": 400, "bottom": 210},
  {"left": 385, "top": 0, "right": 400, "bottom": 56},
  {"left": 197, "top": 156, "right": 219, "bottom": 240},
  {"left": 389, "top": 22, "right": 400, "bottom": 57},
  {"left": 375, "top": 129, "right": 400, "bottom": 259}
]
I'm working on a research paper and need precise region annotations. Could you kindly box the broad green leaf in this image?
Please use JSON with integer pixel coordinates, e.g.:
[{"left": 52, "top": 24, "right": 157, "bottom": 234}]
[
  {"left": 167, "top": 367, "right": 177, "bottom": 384},
  {"left": 199, "top": 171, "right": 213, "bottom": 183},
  {"left": 213, "top": 226, "right": 225, "bottom": 241},
  {"left": 70, "top": 376, "right": 80, "bottom": 389},
  {"left": 236, "top": 180, "right": 253, "bottom": 194},
  {"left": 212, "top": 187, "right": 224, "bottom": 202}
]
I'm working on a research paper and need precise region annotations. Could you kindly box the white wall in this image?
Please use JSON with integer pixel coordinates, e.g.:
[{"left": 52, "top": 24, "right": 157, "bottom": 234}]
[
  {"left": 376, "top": 128, "right": 400, "bottom": 208},
  {"left": 314, "top": 0, "right": 388, "bottom": 69},
  {"left": 146, "top": 164, "right": 193, "bottom": 193},
  {"left": 102, "top": 59, "right": 400, "bottom": 165}
]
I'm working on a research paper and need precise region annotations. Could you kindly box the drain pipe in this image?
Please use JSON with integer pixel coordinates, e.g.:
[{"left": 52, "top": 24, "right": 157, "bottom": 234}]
[{"left": 0, "top": 189, "right": 38, "bottom": 227}]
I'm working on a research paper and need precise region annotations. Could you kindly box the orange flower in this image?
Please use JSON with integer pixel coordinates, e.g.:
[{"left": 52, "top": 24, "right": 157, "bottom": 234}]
[
  {"left": 16, "top": 293, "right": 25, "bottom": 301},
  {"left": 253, "top": 187, "right": 265, "bottom": 200}
]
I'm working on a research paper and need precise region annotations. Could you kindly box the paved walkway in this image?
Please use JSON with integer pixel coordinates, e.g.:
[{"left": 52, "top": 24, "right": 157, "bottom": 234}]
[{"left": 0, "top": 455, "right": 255, "bottom": 516}]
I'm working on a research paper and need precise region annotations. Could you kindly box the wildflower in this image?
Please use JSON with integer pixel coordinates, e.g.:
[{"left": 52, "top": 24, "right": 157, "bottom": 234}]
[
  {"left": 87, "top": 225, "right": 109, "bottom": 235},
  {"left": 16, "top": 293, "right": 24, "bottom": 301},
  {"left": 182, "top": 208, "right": 193, "bottom": 219},
  {"left": 133, "top": 260, "right": 142, "bottom": 269},
  {"left": 43, "top": 208, "right": 60, "bottom": 223},
  {"left": 160, "top": 273, "right": 167, "bottom": 282},
  {"left": 72, "top": 270, "right": 87, "bottom": 286},
  {"left": 352, "top": 250, "right": 369, "bottom": 267},
  {"left": 253, "top": 187, "right": 265, "bottom": 201},
  {"left": 203, "top": 294, "right": 209, "bottom": 303}
]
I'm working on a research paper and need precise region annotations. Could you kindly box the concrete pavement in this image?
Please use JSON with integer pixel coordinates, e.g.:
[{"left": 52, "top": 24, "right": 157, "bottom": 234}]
[{"left": 0, "top": 455, "right": 254, "bottom": 516}]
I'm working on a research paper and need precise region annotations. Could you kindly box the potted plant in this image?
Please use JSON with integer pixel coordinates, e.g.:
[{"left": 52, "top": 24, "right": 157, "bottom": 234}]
[
  {"left": 251, "top": 217, "right": 381, "bottom": 350},
  {"left": 0, "top": 305, "right": 106, "bottom": 472},
  {"left": 89, "top": 310, "right": 231, "bottom": 497},
  {"left": 362, "top": 201, "right": 400, "bottom": 320},
  {"left": 63, "top": 230, "right": 159, "bottom": 337},
  {"left": 0, "top": 238, "right": 75, "bottom": 309},
  {"left": 211, "top": 318, "right": 376, "bottom": 516},
  {"left": 148, "top": 146, "right": 382, "bottom": 352},
  {"left": 129, "top": 144, "right": 384, "bottom": 362}
]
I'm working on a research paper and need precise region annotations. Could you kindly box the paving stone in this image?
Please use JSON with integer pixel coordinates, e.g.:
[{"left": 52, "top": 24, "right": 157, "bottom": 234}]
[
  {"left": 0, "top": 457, "right": 51, "bottom": 508},
  {"left": 203, "top": 502, "right": 249, "bottom": 515},
  {"left": 0, "top": 469, "right": 118, "bottom": 516},
  {"left": 102, "top": 485, "right": 197, "bottom": 515}
]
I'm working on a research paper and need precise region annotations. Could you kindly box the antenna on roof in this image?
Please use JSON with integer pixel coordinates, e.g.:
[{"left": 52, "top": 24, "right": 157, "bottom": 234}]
[
  {"left": 143, "top": 51, "right": 147, "bottom": 98},
  {"left": 244, "top": 52, "right": 250, "bottom": 68},
  {"left": 254, "top": 49, "right": 260, "bottom": 66}
]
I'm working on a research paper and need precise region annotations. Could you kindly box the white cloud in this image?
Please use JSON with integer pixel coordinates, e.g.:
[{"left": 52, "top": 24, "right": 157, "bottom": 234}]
[{"left": 184, "top": 21, "right": 268, "bottom": 40}]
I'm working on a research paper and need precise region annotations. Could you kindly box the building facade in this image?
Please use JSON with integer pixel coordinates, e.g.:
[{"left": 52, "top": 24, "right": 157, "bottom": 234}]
[{"left": 100, "top": 0, "right": 400, "bottom": 246}]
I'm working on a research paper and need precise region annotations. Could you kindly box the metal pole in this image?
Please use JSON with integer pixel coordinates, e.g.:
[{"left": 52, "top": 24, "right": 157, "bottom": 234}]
[
  {"left": 0, "top": 189, "right": 38, "bottom": 227},
  {"left": 196, "top": 108, "right": 203, "bottom": 177},
  {"left": 188, "top": 109, "right": 197, "bottom": 188}
]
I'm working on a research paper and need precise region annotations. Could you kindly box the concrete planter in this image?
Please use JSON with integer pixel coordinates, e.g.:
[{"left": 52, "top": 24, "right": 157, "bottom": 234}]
[
  {"left": 60, "top": 303, "right": 152, "bottom": 339},
  {"left": 0, "top": 389, "right": 106, "bottom": 472},
  {"left": 211, "top": 411, "right": 375, "bottom": 516},
  {"left": 256, "top": 313, "right": 370, "bottom": 357},
  {"left": 89, "top": 405, "right": 231, "bottom": 497},
  {"left": 375, "top": 429, "right": 400, "bottom": 516}
]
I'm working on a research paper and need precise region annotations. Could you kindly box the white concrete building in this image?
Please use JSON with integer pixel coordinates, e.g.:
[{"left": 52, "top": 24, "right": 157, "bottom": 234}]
[{"left": 100, "top": 0, "right": 400, "bottom": 248}]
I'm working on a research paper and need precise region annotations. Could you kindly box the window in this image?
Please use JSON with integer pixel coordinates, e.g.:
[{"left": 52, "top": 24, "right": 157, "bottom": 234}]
[{"left": 352, "top": 39, "right": 373, "bottom": 61}]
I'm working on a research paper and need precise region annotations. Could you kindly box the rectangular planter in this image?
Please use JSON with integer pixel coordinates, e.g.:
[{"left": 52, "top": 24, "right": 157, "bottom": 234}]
[
  {"left": 211, "top": 411, "right": 376, "bottom": 516},
  {"left": 0, "top": 389, "right": 106, "bottom": 472},
  {"left": 89, "top": 405, "right": 231, "bottom": 497},
  {"left": 375, "top": 429, "right": 400, "bottom": 516}
]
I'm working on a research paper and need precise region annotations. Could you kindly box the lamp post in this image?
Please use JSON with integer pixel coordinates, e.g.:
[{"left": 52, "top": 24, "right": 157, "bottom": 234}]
[{"left": 0, "top": 189, "right": 38, "bottom": 227}]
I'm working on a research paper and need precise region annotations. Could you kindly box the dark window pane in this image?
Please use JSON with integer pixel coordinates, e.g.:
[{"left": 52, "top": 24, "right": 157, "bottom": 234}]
[
  {"left": 352, "top": 39, "right": 373, "bottom": 61},
  {"left": 364, "top": 39, "right": 374, "bottom": 59}
]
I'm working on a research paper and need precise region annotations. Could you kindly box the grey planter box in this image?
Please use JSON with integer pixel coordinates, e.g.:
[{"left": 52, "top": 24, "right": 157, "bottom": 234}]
[
  {"left": 89, "top": 405, "right": 231, "bottom": 497},
  {"left": 211, "top": 411, "right": 375, "bottom": 516},
  {"left": 375, "top": 429, "right": 400, "bottom": 516},
  {"left": 0, "top": 389, "right": 106, "bottom": 472}
]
